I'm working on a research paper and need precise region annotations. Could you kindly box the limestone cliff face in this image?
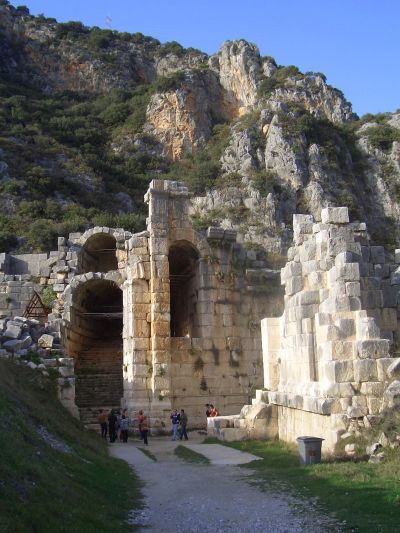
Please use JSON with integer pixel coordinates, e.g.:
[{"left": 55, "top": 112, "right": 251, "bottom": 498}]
[
  {"left": 210, "top": 40, "right": 261, "bottom": 114},
  {"left": 145, "top": 71, "right": 232, "bottom": 160},
  {"left": 0, "top": 1, "right": 399, "bottom": 257},
  {"left": 272, "top": 76, "right": 355, "bottom": 124}
]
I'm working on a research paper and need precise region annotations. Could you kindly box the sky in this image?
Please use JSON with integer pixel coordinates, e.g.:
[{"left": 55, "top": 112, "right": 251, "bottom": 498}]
[{"left": 12, "top": 0, "right": 400, "bottom": 117}]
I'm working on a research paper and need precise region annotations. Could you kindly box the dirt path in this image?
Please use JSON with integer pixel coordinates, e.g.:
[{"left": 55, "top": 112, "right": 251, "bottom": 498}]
[{"left": 110, "top": 432, "right": 341, "bottom": 533}]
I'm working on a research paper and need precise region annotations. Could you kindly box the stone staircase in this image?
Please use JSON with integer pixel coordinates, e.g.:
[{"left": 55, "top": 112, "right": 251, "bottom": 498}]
[
  {"left": 207, "top": 390, "right": 278, "bottom": 442},
  {"left": 75, "top": 338, "right": 123, "bottom": 427}
]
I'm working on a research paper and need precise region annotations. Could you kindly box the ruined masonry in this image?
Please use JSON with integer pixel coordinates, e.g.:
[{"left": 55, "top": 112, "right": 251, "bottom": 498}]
[
  {"left": 2, "top": 184, "right": 400, "bottom": 448},
  {"left": 0, "top": 180, "right": 280, "bottom": 431},
  {"left": 209, "top": 207, "right": 400, "bottom": 451}
]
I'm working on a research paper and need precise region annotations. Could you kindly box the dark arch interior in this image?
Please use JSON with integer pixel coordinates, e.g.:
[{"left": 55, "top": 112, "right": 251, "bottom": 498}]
[
  {"left": 79, "top": 233, "right": 118, "bottom": 274},
  {"left": 169, "top": 241, "right": 199, "bottom": 337},
  {"left": 65, "top": 279, "right": 123, "bottom": 423}
]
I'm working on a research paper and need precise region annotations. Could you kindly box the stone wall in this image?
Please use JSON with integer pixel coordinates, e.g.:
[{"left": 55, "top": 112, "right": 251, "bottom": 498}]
[
  {"left": 259, "top": 207, "right": 400, "bottom": 451},
  {"left": 37, "top": 180, "right": 284, "bottom": 429}
]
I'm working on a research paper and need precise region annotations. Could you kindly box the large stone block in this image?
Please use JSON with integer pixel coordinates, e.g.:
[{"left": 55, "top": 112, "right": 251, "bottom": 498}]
[
  {"left": 285, "top": 276, "right": 303, "bottom": 295},
  {"left": 335, "top": 318, "right": 355, "bottom": 338},
  {"left": 3, "top": 324, "right": 22, "bottom": 339},
  {"left": 366, "top": 397, "right": 383, "bottom": 414},
  {"left": 302, "top": 290, "right": 322, "bottom": 306},
  {"left": 321, "top": 207, "right": 349, "bottom": 224},
  {"left": 358, "top": 317, "right": 380, "bottom": 340},
  {"left": 356, "top": 340, "right": 389, "bottom": 359},
  {"left": 281, "top": 261, "right": 302, "bottom": 281},
  {"left": 337, "top": 263, "right": 360, "bottom": 282},
  {"left": 361, "top": 290, "right": 383, "bottom": 309},
  {"left": 386, "top": 358, "right": 400, "bottom": 379},
  {"left": 308, "top": 271, "right": 325, "bottom": 289},
  {"left": 38, "top": 334, "right": 54, "bottom": 348},
  {"left": 360, "top": 381, "right": 385, "bottom": 396},
  {"left": 374, "top": 357, "right": 394, "bottom": 380},
  {"left": 354, "top": 359, "right": 377, "bottom": 382},
  {"left": 370, "top": 246, "right": 385, "bottom": 264},
  {"left": 323, "top": 360, "right": 354, "bottom": 383},
  {"left": 346, "top": 282, "right": 360, "bottom": 297},
  {"left": 381, "top": 308, "right": 397, "bottom": 331},
  {"left": 299, "top": 242, "right": 316, "bottom": 263}
]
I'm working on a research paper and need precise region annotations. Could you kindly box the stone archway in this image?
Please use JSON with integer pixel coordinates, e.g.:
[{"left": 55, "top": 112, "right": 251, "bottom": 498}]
[
  {"left": 169, "top": 240, "right": 199, "bottom": 337},
  {"left": 79, "top": 233, "right": 118, "bottom": 274},
  {"left": 64, "top": 278, "right": 123, "bottom": 425}
]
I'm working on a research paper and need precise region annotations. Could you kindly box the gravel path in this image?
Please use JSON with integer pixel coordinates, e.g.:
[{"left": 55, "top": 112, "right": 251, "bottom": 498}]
[{"left": 110, "top": 432, "right": 342, "bottom": 533}]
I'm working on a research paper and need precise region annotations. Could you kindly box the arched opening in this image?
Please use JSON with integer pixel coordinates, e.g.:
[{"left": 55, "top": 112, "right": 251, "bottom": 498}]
[
  {"left": 65, "top": 279, "right": 123, "bottom": 424},
  {"left": 169, "top": 241, "right": 199, "bottom": 337},
  {"left": 79, "top": 233, "right": 118, "bottom": 274}
]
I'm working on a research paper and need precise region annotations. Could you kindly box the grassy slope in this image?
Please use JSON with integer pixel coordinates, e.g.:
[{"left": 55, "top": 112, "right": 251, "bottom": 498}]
[
  {"left": 0, "top": 360, "right": 142, "bottom": 533},
  {"left": 216, "top": 439, "right": 400, "bottom": 533}
]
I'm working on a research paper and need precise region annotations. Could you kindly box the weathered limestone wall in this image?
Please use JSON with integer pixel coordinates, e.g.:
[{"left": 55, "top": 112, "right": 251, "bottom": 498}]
[
  {"left": 0, "top": 180, "right": 284, "bottom": 430},
  {"left": 121, "top": 180, "right": 282, "bottom": 430},
  {"left": 261, "top": 207, "right": 400, "bottom": 451}
]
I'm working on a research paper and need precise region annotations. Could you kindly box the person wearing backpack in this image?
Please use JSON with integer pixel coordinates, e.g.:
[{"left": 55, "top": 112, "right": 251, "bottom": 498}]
[
  {"left": 120, "top": 414, "right": 129, "bottom": 443},
  {"left": 141, "top": 415, "right": 149, "bottom": 445},
  {"left": 179, "top": 409, "right": 188, "bottom": 441}
]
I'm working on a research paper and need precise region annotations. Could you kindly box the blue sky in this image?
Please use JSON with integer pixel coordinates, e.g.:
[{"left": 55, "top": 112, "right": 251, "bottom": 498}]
[{"left": 13, "top": 0, "right": 400, "bottom": 117}]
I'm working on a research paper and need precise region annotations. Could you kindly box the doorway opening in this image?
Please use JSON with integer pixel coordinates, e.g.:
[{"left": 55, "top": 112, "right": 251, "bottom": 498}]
[
  {"left": 79, "top": 233, "right": 118, "bottom": 273},
  {"left": 169, "top": 241, "right": 199, "bottom": 337},
  {"left": 65, "top": 279, "right": 123, "bottom": 424}
]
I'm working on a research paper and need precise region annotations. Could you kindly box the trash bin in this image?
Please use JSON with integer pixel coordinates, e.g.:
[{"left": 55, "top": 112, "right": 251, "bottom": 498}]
[{"left": 296, "top": 436, "right": 324, "bottom": 465}]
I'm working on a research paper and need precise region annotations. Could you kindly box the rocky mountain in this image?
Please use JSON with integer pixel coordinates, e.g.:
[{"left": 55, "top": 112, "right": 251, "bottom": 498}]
[{"left": 0, "top": 0, "right": 399, "bottom": 259}]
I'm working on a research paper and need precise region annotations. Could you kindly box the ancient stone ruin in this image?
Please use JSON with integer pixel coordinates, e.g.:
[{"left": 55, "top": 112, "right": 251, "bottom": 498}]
[
  {"left": 209, "top": 206, "right": 400, "bottom": 451},
  {"left": 1, "top": 182, "right": 399, "bottom": 448},
  {"left": 0, "top": 180, "right": 281, "bottom": 430}
]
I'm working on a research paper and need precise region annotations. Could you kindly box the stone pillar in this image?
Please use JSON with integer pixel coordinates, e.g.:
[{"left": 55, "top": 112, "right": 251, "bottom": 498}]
[
  {"left": 261, "top": 317, "right": 281, "bottom": 390},
  {"left": 123, "top": 233, "right": 152, "bottom": 415},
  {"left": 145, "top": 181, "right": 173, "bottom": 418}
]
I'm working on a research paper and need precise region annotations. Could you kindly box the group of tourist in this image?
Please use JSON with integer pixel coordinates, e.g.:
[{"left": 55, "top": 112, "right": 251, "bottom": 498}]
[
  {"left": 98, "top": 408, "right": 149, "bottom": 445},
  {"left": 99, "top": 402, "right": 220, "bottom": 444},
  {"left": 98, "top": 408, "right": 130, "bottom": 443},
  {"left": 170, "top": 409, "right": 189, "bottom": 441},
  {"left": 205, "top": 403, "right": 219, "bottom": 417}
]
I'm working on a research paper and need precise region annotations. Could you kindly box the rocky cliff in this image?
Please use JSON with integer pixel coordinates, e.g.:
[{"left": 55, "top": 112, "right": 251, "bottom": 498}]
[{"left": 0, "top": 0, "right": 399, "bottom": 258}]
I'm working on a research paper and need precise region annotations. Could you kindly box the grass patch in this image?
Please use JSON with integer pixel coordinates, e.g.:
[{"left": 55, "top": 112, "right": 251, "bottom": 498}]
[
  {"left": 174, "top": 445, "right": 210, "bottom": 464},
  {"left": 138, "top": 447, "right": 157, "bottom": 462},
  {"left": 0, "top": 360, "right": 143, "bottom": 532},
  {"left": 214, "top": 439, "right": 400, "bottom": 532}
]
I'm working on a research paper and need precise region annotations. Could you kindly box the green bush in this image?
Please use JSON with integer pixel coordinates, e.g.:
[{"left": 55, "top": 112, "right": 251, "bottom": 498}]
[
  {"left": 364, "top": 124, "right": 400, "bottom": 151},
  {"left": 27, "top": 219, "right": 58, "bottom": 251},
  {"left": 250, "top": 169, "right": 279, "bottom": 196},
  {"left": 0, "top": 230, "right": 18, "bottom": 252},
  {"left": 258, "top": 65, "right": 303, "bottom": 97},
  {"left": 152, "top": 71, "right": 185, "bottom": 93},
  {"left": 40, "top": 286, "right": 57, "bottom": 308},
  {"left": 88, "top": 28, "right": 114, "bottom": 50},
  {"left": 55, "top": 21, "right": 89, "bottom": 40},
  {"left": 158, "top": 41, "right": 185, "bottom": 57}
]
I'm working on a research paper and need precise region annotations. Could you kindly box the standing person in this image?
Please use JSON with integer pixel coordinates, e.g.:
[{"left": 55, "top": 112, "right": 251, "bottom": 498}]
[
  {"left": 205, "top": 404, "right": 211, "bottom": 417},
  {"left": 141, "top": 414, "right": 149, "bottom": 446},
  {"left": 170, "top": 409, "right": 180, "bottom": 441},
  {"left": 138, "top": 410, "right": 145, "bottom": 440},
  {"left": 98, "top": 409, "right": 108, "bottom": 439},
  {"left": 108, "top": 409, "right": 117, "bottom": 443},
  {"left": 210, "top": 404, "right": 219, "bottom": 417},
  {"left": 115, "top": 410, "right": 122, "bottom": 442},
  {"left": 179, "top": 409, "right": 188, "bottom": 441},
  {"left": 120, "top": 415, "right": 129, "bottom": 443}
]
